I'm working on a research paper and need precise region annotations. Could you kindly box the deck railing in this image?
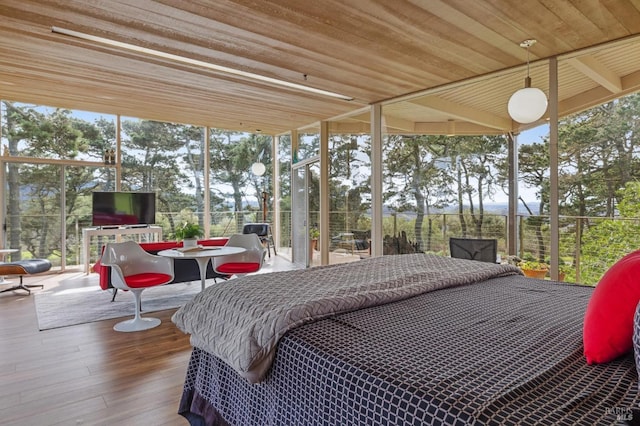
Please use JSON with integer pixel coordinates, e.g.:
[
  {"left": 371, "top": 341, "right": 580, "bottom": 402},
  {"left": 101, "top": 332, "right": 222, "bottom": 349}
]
[{"left": 7, "top": 211, "right": 636, "bottom": 285}]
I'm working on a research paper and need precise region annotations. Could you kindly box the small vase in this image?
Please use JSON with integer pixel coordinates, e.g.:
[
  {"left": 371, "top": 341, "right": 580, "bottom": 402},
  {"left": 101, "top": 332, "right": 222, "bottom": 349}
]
[{"left": 183, "top": 238, "right": 198, "bottom": 248}]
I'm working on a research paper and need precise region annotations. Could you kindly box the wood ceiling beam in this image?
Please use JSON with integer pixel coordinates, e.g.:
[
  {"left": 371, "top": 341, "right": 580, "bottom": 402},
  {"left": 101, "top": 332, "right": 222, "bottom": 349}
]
[
  {"left": 328, "top": 122, "right": 371, "bottom": 134},
  {"left": 380, "top": 115, "right": 416, "bottom": 132},
  {"left": 413, "top": 121, "right": 504, "bottom": 135},
  {"left": 325, "top": 120, "right": 505, "bottom": 135},
  {"left": 407, "top": 95, "right": 512, "bottom": 131},
  {"left": 567, "top": 55, "right": 622, "bottom": 93},
  {"left": 560, "top": 68, "right": 640, "bottom": 116},
  {"left": 346, "top": 112, "right": 415, "bottom": 132}
]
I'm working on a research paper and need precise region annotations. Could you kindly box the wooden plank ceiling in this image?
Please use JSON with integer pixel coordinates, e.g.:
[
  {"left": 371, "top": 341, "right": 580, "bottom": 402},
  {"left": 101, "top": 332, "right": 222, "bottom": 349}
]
[{"left": 1, "top": 0, "right": 640, "bottom": 135}]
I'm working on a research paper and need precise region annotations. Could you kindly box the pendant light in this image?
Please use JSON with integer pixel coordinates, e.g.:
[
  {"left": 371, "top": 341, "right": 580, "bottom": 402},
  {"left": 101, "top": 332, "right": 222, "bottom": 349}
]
[
  {"left": 507, "top": 39, "right": 548, "bottom": 124},
  {"left": 251, "top": 145, "right": 266, "bottom": 176},
  {"left": 251, "top": 162, "right": 266, "bottom": 176}
]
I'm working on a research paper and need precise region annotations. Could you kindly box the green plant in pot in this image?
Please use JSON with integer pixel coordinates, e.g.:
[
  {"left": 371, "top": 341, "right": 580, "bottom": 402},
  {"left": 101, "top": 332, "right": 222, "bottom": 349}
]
[
  {"left": 309, "top": 226, "right": 320, "bottom": 252},
  {"left": 558, "top": 263, "right": 572, "bottom": 281},
  {"left": 175, "top": 222, "right": 203, "bottom": 247},
  {"left": 518, "top": 260, "right": 549, "bottom": 279},
  {"left": 309, "top": 226, "right": 320, "bottom": 240}
]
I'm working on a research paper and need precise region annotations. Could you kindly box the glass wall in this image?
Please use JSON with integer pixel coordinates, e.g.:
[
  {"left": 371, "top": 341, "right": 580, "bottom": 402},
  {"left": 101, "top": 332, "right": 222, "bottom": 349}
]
[
  {"left": 208, "top": 129, "right": 273, "bottom": 236},
  {"left": 1, "top": 102, "right": 113, "bottom": 161},
  {"left": 1, "top": 102, "right": 118, "bottom": 268},
  {"left": 296, "top": 131, "right": 320, "bottom": 162},
  {"left": 120, "top": 117, "right": 207, "bottom": 236},
  {"left": 4, "top": 163, "right": 62, "bottom": 265},
  {"left": 66, "top": 165, "right": 111, "bottom": 268},
  {"left": 1, "top": 101, "right": 274, "bottom": 270},
  {"left": 381, "top": 102, "right": 510, "bottom": 258},
  {"left": 277, "top": 133, "right": 292, "bottom": 257},
  {"left": 327, "top": 129, "right": 372, "bottom": 265}
]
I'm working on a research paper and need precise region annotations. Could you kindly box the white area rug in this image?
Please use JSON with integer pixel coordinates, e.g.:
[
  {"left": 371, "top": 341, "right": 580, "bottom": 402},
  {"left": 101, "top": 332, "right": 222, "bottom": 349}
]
[{"left": 34, "top": 281, "right": 202, "bottom": 330}]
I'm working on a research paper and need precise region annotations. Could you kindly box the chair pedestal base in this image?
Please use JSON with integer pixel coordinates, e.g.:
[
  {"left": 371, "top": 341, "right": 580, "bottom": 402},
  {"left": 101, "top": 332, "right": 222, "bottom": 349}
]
[{"left": 113, "top": 316, "right": 161, "bottom": 332}]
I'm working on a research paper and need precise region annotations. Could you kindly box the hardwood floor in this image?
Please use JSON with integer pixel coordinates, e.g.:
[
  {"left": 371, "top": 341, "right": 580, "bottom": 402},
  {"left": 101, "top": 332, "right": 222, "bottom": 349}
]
[{"left": 0, "top": 255, "right": 298, "bottom": 425}]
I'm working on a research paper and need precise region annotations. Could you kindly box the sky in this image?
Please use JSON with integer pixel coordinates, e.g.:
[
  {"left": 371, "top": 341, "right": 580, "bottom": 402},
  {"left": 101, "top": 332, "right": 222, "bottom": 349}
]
[
  {"left": 518, "top": 123, "right": 549, "bottom": 146},
  {"left": 509, "top": 123, "right": 549, "bottom": 204}
]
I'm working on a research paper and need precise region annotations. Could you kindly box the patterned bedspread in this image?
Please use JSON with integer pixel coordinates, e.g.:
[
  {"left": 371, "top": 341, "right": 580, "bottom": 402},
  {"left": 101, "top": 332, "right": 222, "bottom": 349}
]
[
  {"left": 178, "top": 271, "right": 640, "bottom": 425},
  {"left": 172, "top": 253, "right": 521, "bottom": 383}
]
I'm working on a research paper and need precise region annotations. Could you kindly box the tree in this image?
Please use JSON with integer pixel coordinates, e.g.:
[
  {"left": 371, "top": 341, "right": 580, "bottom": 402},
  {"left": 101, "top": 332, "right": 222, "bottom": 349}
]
[
  {"left": 518, "top": 141, "right": 549, "bottom": 262},
  {"left": 329, "top": 134, "right": 370, "bottom": 232},
  {"left": 2, "top": 103, "right": 106, "bottom": 260},
  {"left": 209, "top": 130, "right": 273, "bottom": 229},
  {"left": 384, "top": 134, "right": 454, "bottom": 251},
  {"left": 579, "top": 181, "right": 640, "bottom": 285},
  {"left": 245, "top": 133, "right": 273, "bottom": 221},
  {"left": 450, "top": 135, "right": 507, "bottom": 237},
  {"left": 121, "top": 119, "right": 193, "bottom": 232},
  {"left": 559, "top": 96, "right": 640, "bottom": 218}
]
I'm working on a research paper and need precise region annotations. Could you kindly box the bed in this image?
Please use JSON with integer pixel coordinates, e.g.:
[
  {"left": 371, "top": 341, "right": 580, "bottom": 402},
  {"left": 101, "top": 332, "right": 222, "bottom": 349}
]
[{"left": 171, "top": 253, "right": 640, "bottom": 425}]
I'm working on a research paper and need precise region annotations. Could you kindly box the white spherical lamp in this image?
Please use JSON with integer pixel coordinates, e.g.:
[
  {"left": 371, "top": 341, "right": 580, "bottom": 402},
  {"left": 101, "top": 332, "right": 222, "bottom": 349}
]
[
  {"left": 251, "top": 161, "right": 266, "bottom": 176},
  {"left": 507, "top": 39, "right": 548, "bottom": 124},
  {"left": 508, "top": 83, "right": 548, "bottom": 124}
]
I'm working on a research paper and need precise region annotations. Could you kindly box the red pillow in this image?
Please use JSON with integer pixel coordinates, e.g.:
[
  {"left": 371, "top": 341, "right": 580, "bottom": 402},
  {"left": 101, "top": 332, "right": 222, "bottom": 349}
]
[{"left": 583, "top": 250, "right": 640, "bottom": 364}]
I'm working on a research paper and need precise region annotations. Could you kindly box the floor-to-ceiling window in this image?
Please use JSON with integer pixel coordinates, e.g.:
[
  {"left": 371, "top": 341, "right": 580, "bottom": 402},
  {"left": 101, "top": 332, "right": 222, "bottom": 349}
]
[
  {"left": 120, "top": 117, "right": 206, "bottom": 235},
  {"left": 1, "top": 102, "right": 275, "bottom": 271},
  {"left": 327, "top": 126, "right": 372, "bottom": 265},
  {"left": 276, "top": 133, "right": 292, "bottom": 258},
  {"left": 1, "top": 102, "right": 117, "bottom": 269},
  {"left": 208, "top": 129, "right": 273, "bottom": 236},
  {"left": 291, "top": 128, "right": 319, "bottom": 266}
]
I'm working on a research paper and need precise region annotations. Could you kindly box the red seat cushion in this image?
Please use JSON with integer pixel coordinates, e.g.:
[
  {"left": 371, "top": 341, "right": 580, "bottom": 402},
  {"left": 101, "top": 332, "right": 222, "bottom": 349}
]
[
  {"left": 216, "top": 262, "right": 260, "bottom": 274},
  {"left": 583, "top": 250, "right": 640, "bottom": 364},
  {"left": 139, "top": 241, "right": 181, "bottom": 252},
  {"left": 199, "top": 238, "right": 228, "bottom": 247},
  {"left": 124, "top": 273, "right": 172, "bottom": 289}
]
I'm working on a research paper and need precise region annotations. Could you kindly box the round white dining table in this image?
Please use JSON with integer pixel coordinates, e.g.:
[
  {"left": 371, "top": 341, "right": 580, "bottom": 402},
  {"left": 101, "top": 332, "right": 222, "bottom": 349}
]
[{"left": 158, "top": 246, "right": 246, "bottom": 291}]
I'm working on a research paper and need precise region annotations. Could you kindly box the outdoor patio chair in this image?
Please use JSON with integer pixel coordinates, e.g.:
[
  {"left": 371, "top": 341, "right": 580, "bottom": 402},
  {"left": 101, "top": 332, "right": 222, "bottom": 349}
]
[{"left": 449, "top": 237, "right": 498, "bottom": 263}]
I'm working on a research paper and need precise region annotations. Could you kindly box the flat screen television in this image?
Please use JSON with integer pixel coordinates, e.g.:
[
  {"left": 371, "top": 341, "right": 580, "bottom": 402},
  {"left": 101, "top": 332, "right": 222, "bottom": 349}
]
[{"left": 92, "top": 191, "right": 156, "bottom": 227}]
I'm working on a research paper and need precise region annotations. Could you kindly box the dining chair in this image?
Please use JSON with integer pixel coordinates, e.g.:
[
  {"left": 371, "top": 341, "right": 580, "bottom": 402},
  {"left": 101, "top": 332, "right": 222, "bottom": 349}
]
[
  {"left": 214, "top": 234, "right": 267, "bottom": 276},
  {"left": 100, "top": 241, "right": 174, "bottom": 332}
]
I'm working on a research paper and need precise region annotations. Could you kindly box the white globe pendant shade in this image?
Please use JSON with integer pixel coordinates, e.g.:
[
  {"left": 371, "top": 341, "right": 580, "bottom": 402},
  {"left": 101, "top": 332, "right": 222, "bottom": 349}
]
[
  {"left": 507, "top": 86, "right": 548, "bottom": 124},
  {"left": 251, "top": 161, "right": 266, "bottom": 176}
]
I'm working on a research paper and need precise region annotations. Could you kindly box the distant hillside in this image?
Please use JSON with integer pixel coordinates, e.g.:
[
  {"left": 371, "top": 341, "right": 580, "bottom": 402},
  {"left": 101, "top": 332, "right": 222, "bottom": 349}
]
[
  {"left": 481, "top": 202, "right": 541, "bottom": 216},
  {"left": 386, "top": 201, "right": 541, "bottom": 217}
]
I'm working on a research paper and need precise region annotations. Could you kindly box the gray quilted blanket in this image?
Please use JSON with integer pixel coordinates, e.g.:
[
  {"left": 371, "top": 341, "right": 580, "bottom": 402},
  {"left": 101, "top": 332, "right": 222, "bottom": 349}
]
[{"left": 171, "top": 253, "right": 522, "bottom": 383}]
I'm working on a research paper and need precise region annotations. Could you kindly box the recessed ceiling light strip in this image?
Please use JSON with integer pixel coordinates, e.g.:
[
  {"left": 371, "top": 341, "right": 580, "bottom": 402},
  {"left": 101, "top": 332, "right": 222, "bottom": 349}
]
[{"left": 51, "top": 26, "right": 354, "bottom": 101}]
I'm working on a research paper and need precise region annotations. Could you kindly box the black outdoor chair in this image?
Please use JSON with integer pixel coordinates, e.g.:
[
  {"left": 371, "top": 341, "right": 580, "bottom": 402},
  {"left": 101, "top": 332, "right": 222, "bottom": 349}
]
[
  {"left": 449, "top": 237, "right": 498, "bottom": 263},
  {"left": 242, "top": 223, "right": 276, "bottom": 258}
]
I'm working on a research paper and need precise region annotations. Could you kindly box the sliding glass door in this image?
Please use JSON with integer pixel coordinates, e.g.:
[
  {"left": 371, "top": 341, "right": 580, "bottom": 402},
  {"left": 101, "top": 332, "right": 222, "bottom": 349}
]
[{"left": 291, "top": 160, "right": 319, "bottom": 268}]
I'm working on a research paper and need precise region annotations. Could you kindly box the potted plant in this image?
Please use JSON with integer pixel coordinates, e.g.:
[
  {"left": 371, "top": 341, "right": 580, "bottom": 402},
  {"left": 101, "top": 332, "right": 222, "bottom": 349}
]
[
  {"left": 309, "top": 226, "right": 320, "bottom": 252},
  {"left": 519, "top": 260, "right": 549, "bottom": 279},
  {"left": 175, "top": 222, "right": 203, "bottom": 248},
  {"left": 557, "top": 263, "right": 572, "bottom": 282}
]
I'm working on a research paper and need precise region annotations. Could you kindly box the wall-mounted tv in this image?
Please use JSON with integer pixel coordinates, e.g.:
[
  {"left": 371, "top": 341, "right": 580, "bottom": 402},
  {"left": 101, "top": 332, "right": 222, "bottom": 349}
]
[{"left": 92, "top": 191, "right": 156, "bottom": 227}]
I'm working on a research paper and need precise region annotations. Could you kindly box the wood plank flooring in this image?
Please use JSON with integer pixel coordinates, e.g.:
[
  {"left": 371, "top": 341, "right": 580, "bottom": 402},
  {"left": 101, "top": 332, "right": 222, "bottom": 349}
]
[{"left": 0, "top": 255, "right": 298, "bottom": 425}]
